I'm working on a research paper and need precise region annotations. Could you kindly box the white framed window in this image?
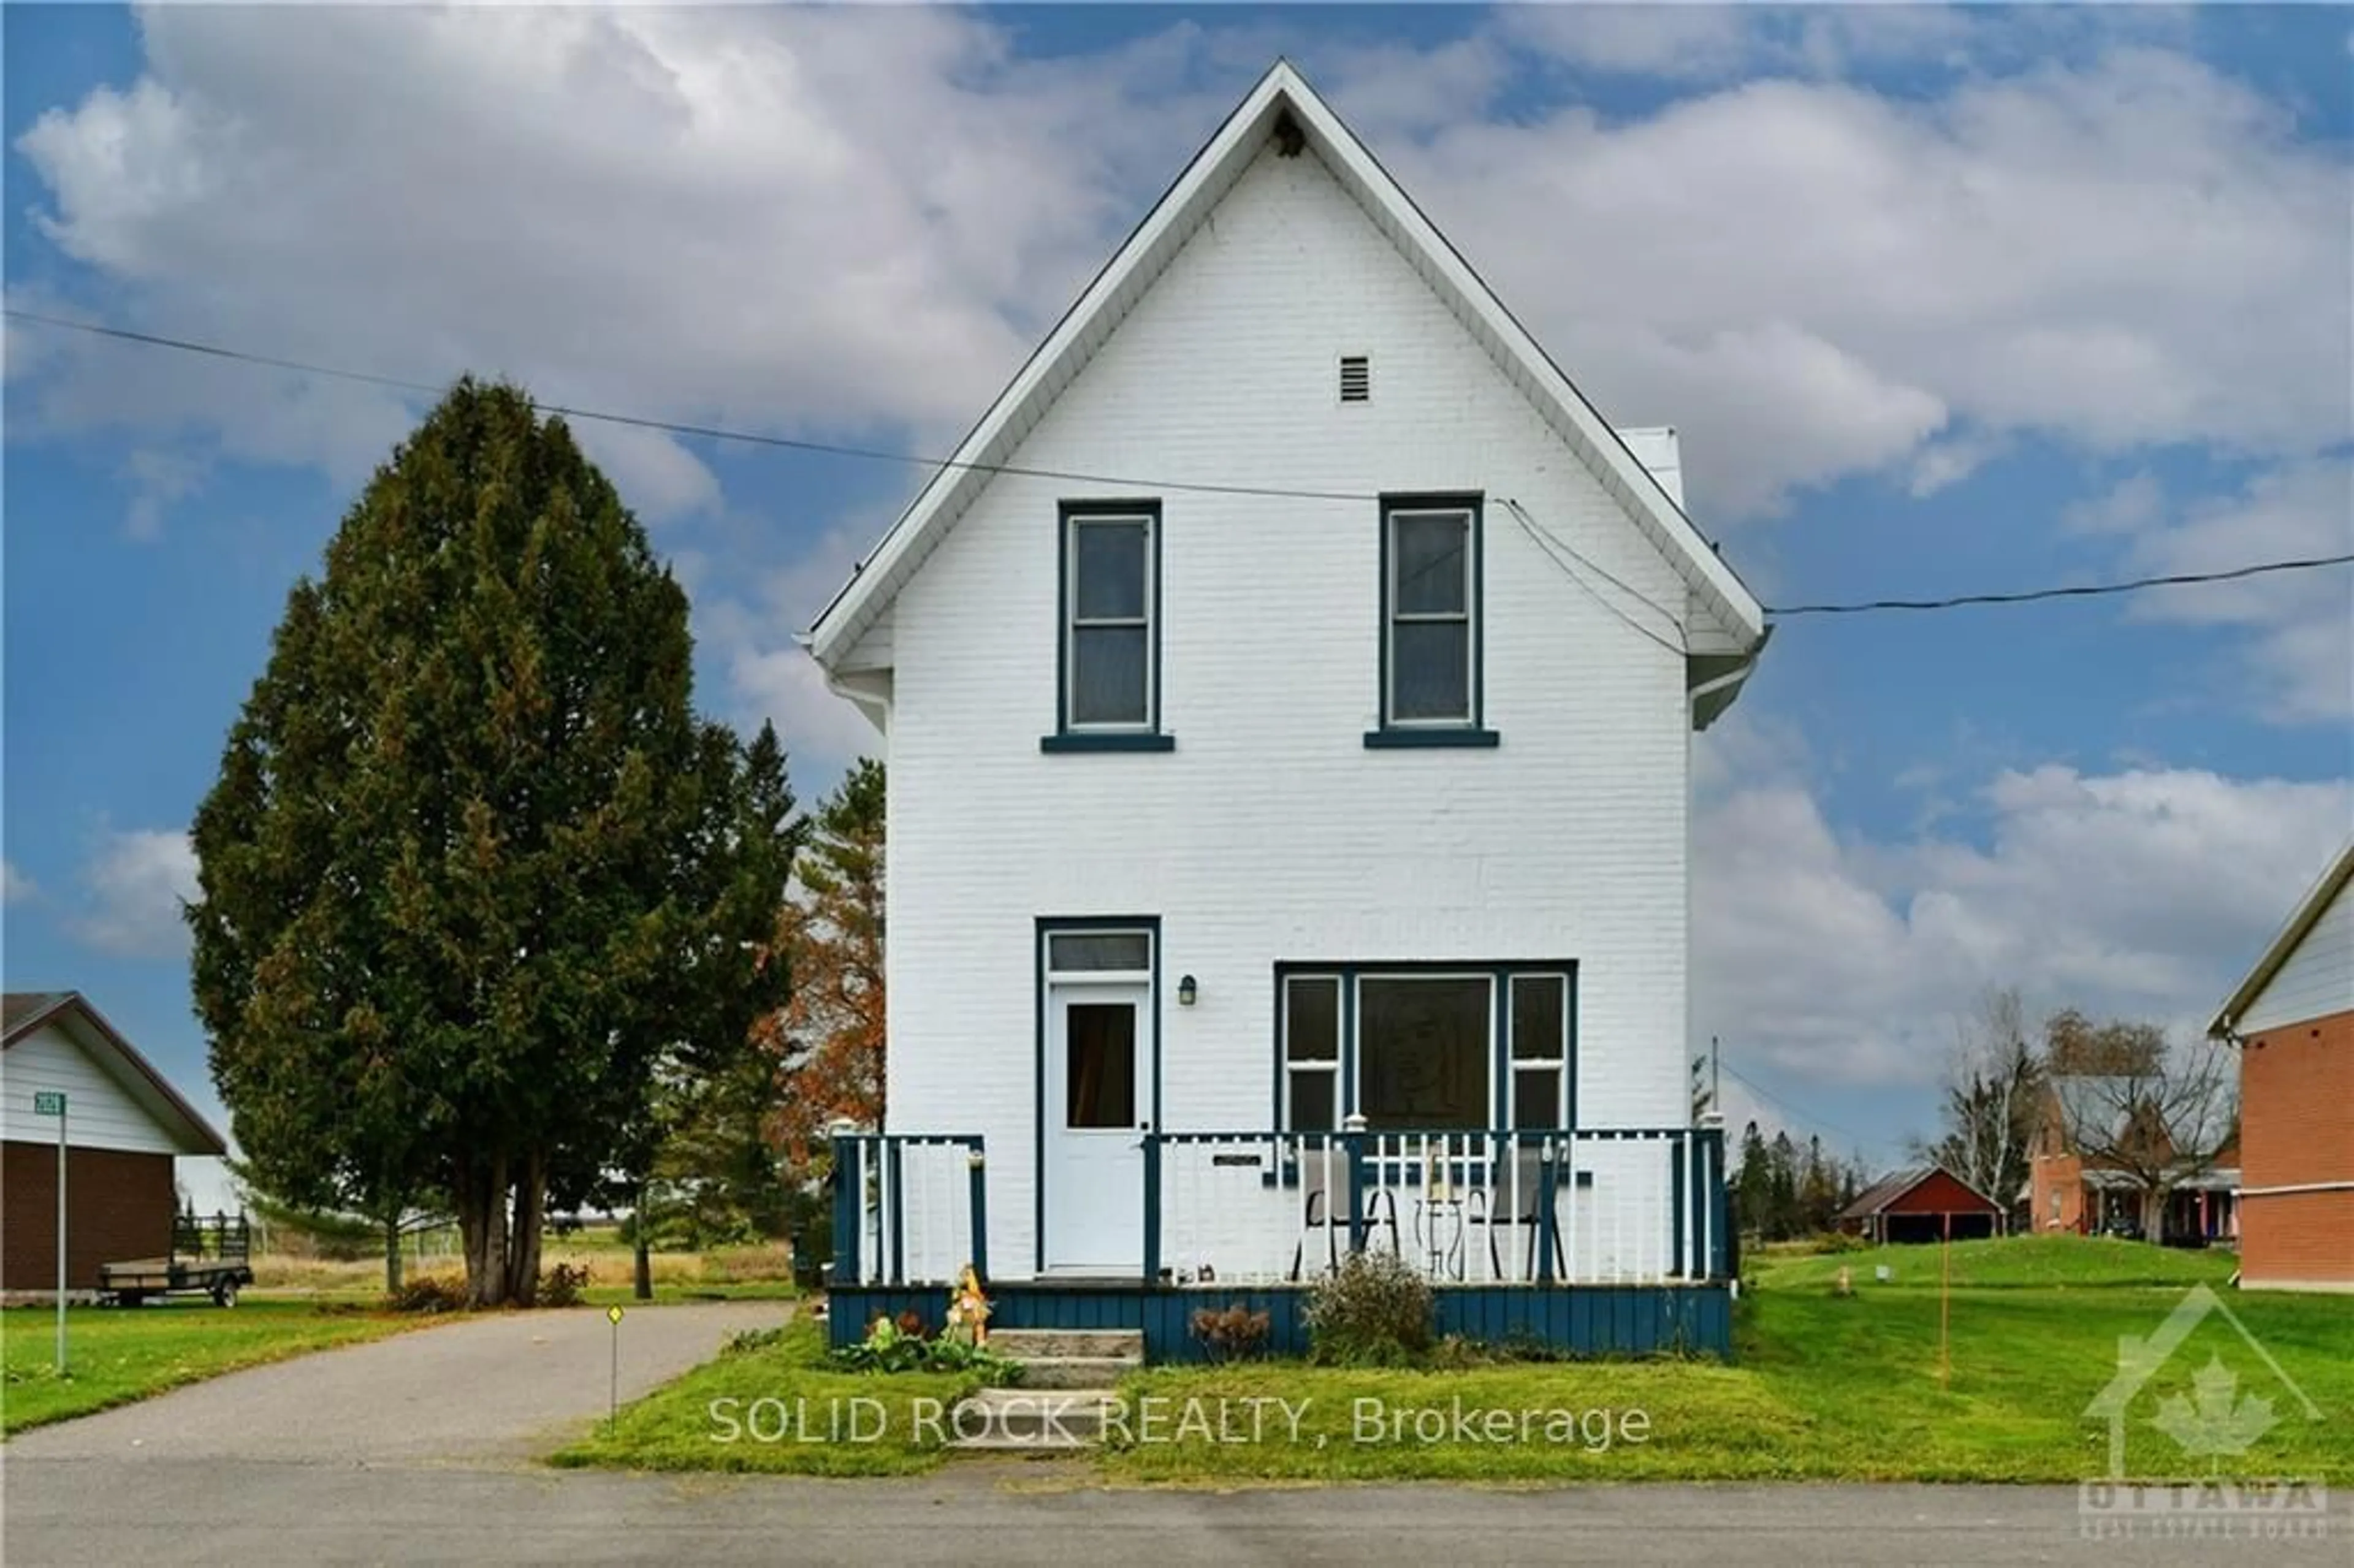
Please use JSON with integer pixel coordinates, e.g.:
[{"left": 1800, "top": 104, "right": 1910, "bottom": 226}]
[
  {"left": 1282, "top": 975, "right": 1340, "bottom": 1132},
  {"left": 1062, "top": 503, "right": 1157, "bottom": 732},
  {"left": 1358, "top": 975, "right": 1491, "bottom": 1131},
  {"left": 1381, "top": 497, "right": 1479, "bottom": 728},
  {"left": 1508, "top": 974, "right": 1567, "bottom": 1130}
]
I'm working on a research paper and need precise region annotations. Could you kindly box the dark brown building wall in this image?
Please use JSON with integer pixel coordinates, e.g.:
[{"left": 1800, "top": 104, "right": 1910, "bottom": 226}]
[{"left": 1, "top": 1140, "right": 175, "bottom": 1290}]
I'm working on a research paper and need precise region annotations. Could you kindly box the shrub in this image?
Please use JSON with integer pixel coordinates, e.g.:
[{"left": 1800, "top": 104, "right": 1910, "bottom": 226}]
[
  {"left": 1809, "top": 1230, "right": 1868, "bottom": 1255},
  {"left": 1303, "top": 1249, "right": 1434, "bottom": 1365},
  {"left": 386, "top": 1274, "right": 468, "bottom": 1314},
  {"left": 1189, "top": 1303, "right": 1273, "bottom": 1363},
  {"left": 538, "top": 1262, "right": 591, "bottom": 1307},
  {"left": 828, "top": 1314, "right": 1023, "bottom": 1383},
  {"left": 723, "top": 1325, "right": 790, "bottom": 1357}
]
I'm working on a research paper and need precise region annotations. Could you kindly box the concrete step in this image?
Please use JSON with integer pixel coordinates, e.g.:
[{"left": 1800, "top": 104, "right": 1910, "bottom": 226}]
[
  {"left": 947, "top": 1387, "right": 1120, "bottom": 1452},
  {"left": 1010, "top": 1355, "right": 1141, "bottom": 1390},
  {"left": 988, "top": 1328, "right": 1143, "bottom": 1362}
]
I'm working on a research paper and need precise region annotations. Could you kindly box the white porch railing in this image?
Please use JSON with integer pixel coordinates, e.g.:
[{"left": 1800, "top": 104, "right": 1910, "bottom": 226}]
[
  {"left": 1146, "top": 1126, "right": 1728, "bottom": 1287},
  {"left": 829, "top": 1133, "right": 988, "bottom": 1287}
]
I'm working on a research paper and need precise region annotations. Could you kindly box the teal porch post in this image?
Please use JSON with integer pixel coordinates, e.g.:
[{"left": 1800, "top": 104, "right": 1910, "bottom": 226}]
[
  {"left": 828, "top": 1123, "right": 861, "bottom": 1289},
  {"left": 1141, "top": 1133, "right": 1162, "bottom": 1282},
  {"left": 966, "top": 1141, "right": 989, "bottom": 1282}
]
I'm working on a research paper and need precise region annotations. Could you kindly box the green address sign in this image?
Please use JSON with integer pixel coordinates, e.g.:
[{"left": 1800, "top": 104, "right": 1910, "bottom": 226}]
[{"left": 33, "top": 1091, "right": 66, "bottom": 1116}]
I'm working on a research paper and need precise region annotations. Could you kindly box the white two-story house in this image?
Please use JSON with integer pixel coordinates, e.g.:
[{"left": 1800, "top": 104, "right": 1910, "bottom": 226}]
[{"left": 803, "top": 61, "right": 1765, "bottom": 1359}]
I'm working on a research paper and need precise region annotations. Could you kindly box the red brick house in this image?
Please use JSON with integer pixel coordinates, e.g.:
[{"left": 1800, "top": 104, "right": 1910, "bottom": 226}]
[
  {"left": 2024, "top": 1078, "right": 2239, "bottom": 1245},
  {"left": 2209, "top": 841, "right": 2354, "bottom": 1292},
  {"left": 2, "top": 992, "right": 228, "bottom": 1294}
]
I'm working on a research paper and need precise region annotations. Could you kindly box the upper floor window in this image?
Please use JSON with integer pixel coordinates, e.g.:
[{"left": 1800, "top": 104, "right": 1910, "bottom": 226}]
[
  {"left": 1371, "top": 494, "right": 1495, "bottom": 748},
  {"left": 1046, "top": 500, "right": 1171, "bottom": 752}
]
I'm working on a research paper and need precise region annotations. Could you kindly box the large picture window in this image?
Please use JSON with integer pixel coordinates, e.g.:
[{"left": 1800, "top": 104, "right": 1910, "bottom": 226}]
[{"left": 1275, "top": 964, "right": 1572, "bottom": 1131}]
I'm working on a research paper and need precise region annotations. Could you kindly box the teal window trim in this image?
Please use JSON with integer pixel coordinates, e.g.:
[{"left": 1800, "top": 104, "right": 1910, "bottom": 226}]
[
  {"left": 1363, "top": 728, "right": 1499, "bottom": 749},
  {"left": 1048, "top": 498, "right": 1170, "bottom": 752},
  {"left": 1372, "top": 492, "right": 1488, "bottom": 746}
]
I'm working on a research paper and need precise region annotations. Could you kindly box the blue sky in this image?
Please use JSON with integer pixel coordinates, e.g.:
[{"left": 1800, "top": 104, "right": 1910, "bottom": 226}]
[{"left": 5, "top": 5, "right": 2349, "bottom": 1201}]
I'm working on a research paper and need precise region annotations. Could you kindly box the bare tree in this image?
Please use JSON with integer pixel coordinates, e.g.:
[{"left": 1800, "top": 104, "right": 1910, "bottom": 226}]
[
  {"left": 1913, "top": 986, "right": 2042, "bottom": 1225},
  {"left": 2049, "top": 1016, "right": 2237, "bottom": 1239}
]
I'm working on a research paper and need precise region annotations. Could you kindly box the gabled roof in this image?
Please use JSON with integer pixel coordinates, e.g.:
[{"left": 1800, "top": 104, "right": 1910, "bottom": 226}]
[
  {"left": 2208, "top": 838, "right": 2354, "bottom": 1040},
  {"left": 1836, "top": 1165, "right": 2001, "bottom": 1221},
  {"left": 2, "top": 991, "right": 228, "bottom": 1156},
  {"left": 803, "top": 59, "right": 1766, "bottom": 679}
]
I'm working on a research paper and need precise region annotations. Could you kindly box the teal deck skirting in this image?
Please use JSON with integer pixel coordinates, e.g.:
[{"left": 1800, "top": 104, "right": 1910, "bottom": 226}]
[{"left": 826, "top": 1281, "right": 1732, "bottom": 1361}]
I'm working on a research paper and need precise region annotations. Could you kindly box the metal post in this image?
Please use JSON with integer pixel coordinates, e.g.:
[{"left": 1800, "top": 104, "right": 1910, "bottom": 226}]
[{"left": 56, "top": 1100, "right": 69, "bottom": 1372}]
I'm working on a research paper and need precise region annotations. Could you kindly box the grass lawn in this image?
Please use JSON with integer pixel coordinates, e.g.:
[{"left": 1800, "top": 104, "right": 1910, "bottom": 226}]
[
  {"left": 556, "top": 1236, "right": 2354, "bottom": 1486},
  {"left": 2, "top": 1301, "right": 418, "bottom": 1436},
  {"left": 549, "top": 1316, "right": 981, "bottom": 1475},
  {"left": 1753, "top": 1234, "right": 2238, "bottom": 1292}
]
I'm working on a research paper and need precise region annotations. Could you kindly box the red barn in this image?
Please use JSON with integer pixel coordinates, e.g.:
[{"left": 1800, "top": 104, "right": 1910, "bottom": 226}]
[
  {"left": 1837, "top": 1165, "right": 2004, "bottom": 1245},
  {"left": 2, "top": 992, "right": 227, "bottom": 1295}
]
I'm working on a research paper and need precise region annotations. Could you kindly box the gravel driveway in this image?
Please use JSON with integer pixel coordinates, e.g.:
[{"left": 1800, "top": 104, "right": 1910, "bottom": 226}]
[{"left": 6, "top": 1300, "right": 785, "bottom": 1467}]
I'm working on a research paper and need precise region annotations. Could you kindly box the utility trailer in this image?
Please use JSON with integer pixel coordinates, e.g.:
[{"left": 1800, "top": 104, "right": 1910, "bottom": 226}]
[{"left": 100, "top": 1212, "right": 254, "bottom": 1306}]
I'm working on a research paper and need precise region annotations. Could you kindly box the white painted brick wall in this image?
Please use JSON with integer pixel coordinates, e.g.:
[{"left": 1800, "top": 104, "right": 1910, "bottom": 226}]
[{"left": 878, "top": 144, "right": 1699, "bottom": 1277}]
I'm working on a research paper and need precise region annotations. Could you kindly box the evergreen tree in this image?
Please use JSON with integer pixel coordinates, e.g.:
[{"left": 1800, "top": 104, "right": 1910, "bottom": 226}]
[
  {"left": 1766, "top": 1132, "right": 1800, "bottom": 1241},
  {"left": 1734, "top": 1120, "right": 1772, "bottom": 1239},
  {"left": 188, "top": 380, "right": 797, "bottom": 1307}
]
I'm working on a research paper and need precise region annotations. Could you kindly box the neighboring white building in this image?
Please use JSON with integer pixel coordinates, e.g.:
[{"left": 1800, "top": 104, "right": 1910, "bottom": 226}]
[{"left": 803, "top": 63, "right": 1764, "bottom": 1335}]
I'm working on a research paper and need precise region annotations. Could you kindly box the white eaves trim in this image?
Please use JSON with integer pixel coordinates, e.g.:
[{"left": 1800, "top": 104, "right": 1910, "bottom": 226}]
[
  {"left": 2208, "top": 837, "right": 2354, "bottom": 1040},
  {"left": 804, "top": 59, "right": 1768, "bottom": 672}
]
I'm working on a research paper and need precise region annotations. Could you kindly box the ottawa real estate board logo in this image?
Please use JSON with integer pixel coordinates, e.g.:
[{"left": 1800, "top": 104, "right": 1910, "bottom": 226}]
[{"left": 2078, "top": 1284, "right": 2329, "bottom": 1543}]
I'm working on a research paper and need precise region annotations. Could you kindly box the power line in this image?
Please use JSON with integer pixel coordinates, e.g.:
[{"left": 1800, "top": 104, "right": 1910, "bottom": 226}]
[
  {"left": 10, "top": 306, "right": 2350, "bottom": 617},
  {"left": 0, "top": 307, "right": 1377, "bottom": 505},
  {"left": 1718, "top": 1060, "right": 1876, "bottom": 1150},
  {"left": 1767, "top": 555, "right": 2354, "bottom": 617},
  {"left": 1503, "top": 501, "right": 1688, "bottom": 658}
]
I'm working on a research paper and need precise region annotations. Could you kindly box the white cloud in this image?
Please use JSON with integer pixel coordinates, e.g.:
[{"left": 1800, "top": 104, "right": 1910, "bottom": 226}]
[
  {"left": 11, "top": 13, "right": 2342, "bottom": 541},
  {"left": 121, "top": 446, "right": 208, "bottom": 540},
  {"left": 70, "top": 828, "right": 199, "bottom": 958},
  {"left": 1691, "top": 753, "right": 2353, "bottom": 1088},
  {"left": 10, "top": 7, "right": 1236, "bottom": 529},
  {"left": 2, "top": 860, "right": 38, "bottom": 904},
  {"left": 2116, "top": 460, "right": 2354, "bottom": 724},
  {"left": 1384, "top": 48, "right": 2350, "bottom": 516},
  {"left": 694, "top": 519, "right": 888, "bottom": 792}
]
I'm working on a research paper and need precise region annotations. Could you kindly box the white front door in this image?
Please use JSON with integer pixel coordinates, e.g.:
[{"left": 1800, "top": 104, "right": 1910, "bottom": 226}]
[{"left": 1044, "top": 981, "right": 1148, "bottom": 1274}]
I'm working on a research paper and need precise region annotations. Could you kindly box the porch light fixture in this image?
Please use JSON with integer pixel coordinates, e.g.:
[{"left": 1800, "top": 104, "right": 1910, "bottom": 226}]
[{"left": 1178, "top": 975, "right": 1198, "bottom": 1007}]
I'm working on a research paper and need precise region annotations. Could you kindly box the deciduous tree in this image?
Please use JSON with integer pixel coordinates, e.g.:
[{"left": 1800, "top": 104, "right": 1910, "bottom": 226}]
[
  {"left": 758, "top": 759, "right": 886, "bottom": 1170},
  {"left": 1913, "top": 986, "right": 2043, "bottom": 1227}
]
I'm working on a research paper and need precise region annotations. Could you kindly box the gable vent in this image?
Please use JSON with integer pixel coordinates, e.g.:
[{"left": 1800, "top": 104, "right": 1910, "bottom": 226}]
[{"left": 1338, "top": 355, "right": 1371, "bottom": 403}]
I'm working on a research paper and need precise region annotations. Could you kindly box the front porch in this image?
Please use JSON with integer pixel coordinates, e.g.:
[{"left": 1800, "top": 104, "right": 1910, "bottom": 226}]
[{"left": 826, "top": 1124, "right": 1734, "bottom": 1360}]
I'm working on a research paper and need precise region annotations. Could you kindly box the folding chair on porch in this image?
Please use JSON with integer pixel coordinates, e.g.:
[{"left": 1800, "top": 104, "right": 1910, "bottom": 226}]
[
  {"left": 1477, "top": 1143, "right": 1569, "bottom": 1282},
  {"left": 1288, "top": 1143, "right": 1401, "bottom": 1281}
]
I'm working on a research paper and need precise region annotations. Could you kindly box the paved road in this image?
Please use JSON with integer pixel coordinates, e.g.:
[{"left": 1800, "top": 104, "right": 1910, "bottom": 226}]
[
  {"left": 6, "top": 1299, "right": 787, "bottom": 1467},
  {"left": 6, "top": 1299, "right": 2344, "bottom": 1564},
  {"left": 6, "top": 1462, "right": 2344, "bottom": 1565}
]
